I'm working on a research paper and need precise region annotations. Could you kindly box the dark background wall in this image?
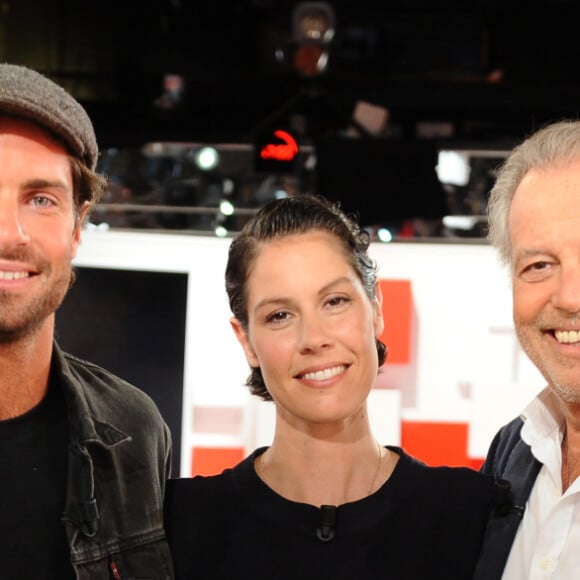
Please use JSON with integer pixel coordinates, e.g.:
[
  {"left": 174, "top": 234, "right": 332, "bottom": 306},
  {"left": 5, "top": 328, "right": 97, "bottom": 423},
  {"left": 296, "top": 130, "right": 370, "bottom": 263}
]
[
  {"left": 2, "top": 0, "right": 580, "bottom": 146},
  {"left": 55, "top": 267, "right": 188, "bottom": 475}
]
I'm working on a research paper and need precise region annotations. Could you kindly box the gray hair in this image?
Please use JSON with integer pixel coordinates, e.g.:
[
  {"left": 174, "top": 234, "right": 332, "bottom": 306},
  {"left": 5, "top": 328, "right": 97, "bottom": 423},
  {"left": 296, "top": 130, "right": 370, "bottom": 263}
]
[{"left": 488, "top": 120, "right": 580, "bottom": 265}]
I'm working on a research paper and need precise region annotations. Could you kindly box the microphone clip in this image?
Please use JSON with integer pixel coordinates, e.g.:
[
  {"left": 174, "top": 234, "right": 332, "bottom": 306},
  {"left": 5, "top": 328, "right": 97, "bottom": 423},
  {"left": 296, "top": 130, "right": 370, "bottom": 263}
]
[{"left": 316, "top": 504, "right": 337, "bottom": 542}]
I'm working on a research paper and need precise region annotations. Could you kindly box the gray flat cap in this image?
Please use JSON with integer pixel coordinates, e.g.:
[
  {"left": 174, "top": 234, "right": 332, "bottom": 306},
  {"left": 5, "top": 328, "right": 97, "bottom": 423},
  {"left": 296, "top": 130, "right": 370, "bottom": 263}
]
[{"left": 0, "top": 63, "right": 98, "bottom": 170}]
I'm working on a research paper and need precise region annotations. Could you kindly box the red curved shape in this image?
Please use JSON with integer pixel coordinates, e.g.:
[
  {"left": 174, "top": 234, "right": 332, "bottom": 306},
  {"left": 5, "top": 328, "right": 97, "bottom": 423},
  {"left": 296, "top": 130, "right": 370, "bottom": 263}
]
[{"left": 260, "top": 130, "right": 299, "bottom": 161}]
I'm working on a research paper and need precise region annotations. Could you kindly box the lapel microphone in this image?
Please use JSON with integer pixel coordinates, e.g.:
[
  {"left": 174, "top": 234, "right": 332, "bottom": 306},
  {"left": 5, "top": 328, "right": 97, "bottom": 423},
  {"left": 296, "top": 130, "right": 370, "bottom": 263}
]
[{"left": 316, "top": 504, "right": 337, "bottom": 542}]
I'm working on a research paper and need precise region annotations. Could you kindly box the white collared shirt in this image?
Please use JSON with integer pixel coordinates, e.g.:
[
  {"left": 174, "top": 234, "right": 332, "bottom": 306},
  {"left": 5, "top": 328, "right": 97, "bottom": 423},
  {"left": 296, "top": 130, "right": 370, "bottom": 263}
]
[{"left": 502, "top": 388, "right": 580, "bottom": 579}]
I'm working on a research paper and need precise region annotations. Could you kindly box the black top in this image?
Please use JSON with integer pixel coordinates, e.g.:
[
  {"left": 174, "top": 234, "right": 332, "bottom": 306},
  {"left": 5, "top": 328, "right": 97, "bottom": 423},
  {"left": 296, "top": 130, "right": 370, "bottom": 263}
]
[
  {"left": 0, "top": 380, "right": 75, "bottom": 579},
  {"left": 165, "top": 447, "right": 497, "bottom": 580}
]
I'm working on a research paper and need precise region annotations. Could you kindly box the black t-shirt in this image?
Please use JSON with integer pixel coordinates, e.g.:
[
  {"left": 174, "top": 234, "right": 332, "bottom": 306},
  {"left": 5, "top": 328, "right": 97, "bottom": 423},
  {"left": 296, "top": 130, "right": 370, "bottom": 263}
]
[
  {"left": 165, "top": 447, "right": 498, "bottom": 580},
  {"left": 0, "top": 381, "right": 75, "bottom": 579}
]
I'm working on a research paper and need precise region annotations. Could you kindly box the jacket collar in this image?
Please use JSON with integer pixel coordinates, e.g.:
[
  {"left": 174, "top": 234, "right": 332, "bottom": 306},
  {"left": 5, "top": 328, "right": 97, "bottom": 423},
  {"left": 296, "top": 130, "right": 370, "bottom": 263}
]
[
  {"left": 53, "top": 342, "right": 131, "bottom": 539},
  {"left": 51, "top": 341, "right": 130, "bottom": 448}
]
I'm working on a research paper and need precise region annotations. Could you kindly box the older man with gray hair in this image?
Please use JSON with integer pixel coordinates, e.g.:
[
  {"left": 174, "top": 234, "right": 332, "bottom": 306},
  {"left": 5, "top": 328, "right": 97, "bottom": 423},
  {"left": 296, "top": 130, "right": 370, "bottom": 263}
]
[{"left": 474, "top": 120, "right": 580, "bottom": 579}]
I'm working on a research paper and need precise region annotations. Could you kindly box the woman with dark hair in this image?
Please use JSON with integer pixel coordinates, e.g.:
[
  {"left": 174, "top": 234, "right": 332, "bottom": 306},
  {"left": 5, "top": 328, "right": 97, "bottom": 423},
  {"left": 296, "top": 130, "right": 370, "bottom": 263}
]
[{"left": 165, "top": 194, "right": 500, "bottom": 580}]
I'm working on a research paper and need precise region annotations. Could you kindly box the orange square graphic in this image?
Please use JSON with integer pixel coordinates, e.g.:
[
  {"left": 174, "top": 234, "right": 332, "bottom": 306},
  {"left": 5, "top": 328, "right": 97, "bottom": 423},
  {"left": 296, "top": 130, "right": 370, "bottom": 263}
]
[
  {"left": 377, "top": 279, "right": 412, "bottom": 364},
  {"left": 191, "top": 446, "right": 245, "bottom": 476},
  {"left": 401, "top": 421, "right": 470, "bottom": 467}
]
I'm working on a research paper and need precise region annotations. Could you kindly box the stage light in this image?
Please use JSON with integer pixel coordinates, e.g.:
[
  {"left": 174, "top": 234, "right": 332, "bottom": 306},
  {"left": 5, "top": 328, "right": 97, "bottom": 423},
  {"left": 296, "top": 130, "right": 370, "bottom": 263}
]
[
  {"left": 377, "top": 228, "right": 393, "bottom": 243},
  {"left": 214, "top": 225, "right": 228, "bottom": 238},
  {"left": 195, "top": 146, "right": 220, "bottom": 171},
  {"left": 223, "top": 178, "right": 235, "bottom": 196},
  {"left": 219, "top": 199, "right": 235, "bottom": 216},
  {"left": 292, "top": 2, "right": 335, "bottom": 76},
  {"left": 293, "top": 2, "right": 335, "bottom": 44},
  {"left": 153, "top": 73, "right": 186, "bottom": 110},
  {"left": 436, "top": 151, "right": 470, "bottom": 186},
  {"left": 442, "top": 215, "right": 482, "bottom": 230}
]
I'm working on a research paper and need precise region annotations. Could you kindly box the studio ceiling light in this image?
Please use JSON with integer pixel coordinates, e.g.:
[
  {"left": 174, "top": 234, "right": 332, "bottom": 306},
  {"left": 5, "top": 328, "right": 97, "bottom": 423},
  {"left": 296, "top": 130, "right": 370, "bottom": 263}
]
[{"left": 292, "top": 2, "right": 335, "bottom": 76}]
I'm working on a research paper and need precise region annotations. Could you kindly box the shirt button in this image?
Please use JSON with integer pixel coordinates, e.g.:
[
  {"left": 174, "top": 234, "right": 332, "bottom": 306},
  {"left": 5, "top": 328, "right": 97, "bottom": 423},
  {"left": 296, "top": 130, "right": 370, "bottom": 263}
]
[{"left": 539, "top": 556, "right": 555, "bottom": 571}]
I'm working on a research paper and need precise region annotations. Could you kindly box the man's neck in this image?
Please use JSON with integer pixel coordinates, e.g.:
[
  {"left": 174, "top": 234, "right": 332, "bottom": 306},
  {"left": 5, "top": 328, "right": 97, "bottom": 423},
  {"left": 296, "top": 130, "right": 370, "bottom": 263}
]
[
  {"left": 558, "top": 396, "right": 580, "bottom": 491},
  {"left": 0, "top": 323, "right": 54, "bottom": 420}
]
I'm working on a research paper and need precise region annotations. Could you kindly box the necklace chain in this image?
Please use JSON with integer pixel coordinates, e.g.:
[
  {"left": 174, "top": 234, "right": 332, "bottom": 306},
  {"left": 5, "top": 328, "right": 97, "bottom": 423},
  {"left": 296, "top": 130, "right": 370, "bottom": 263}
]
[
  {"left": 256, "top": 442, "right": 386, "bottom": 498},
  {"left": 367, "top": 442, "right": 385, "bottom": 496}
]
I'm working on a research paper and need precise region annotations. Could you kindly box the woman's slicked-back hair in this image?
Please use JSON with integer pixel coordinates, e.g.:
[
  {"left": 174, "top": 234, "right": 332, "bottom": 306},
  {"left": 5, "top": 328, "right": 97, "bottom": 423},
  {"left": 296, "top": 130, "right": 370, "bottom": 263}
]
[
  {"left": 488, "top": 119, "right": 580, "bottom": 266},
  {"left": 225, "top": 193, "right": 387, "bottom": 401}
]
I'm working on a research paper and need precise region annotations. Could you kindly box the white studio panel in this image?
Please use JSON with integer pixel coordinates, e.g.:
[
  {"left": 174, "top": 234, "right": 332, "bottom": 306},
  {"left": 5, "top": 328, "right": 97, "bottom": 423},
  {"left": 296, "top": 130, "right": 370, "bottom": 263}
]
[
  {"left": 243, "top": 396, "right": 277, "bottom": 452},
  {"left": 367, "top": 388, "right": 402, "bottom": 446},
  {"left": 73, "top": 230, "right": 543, "bottom": 474}
]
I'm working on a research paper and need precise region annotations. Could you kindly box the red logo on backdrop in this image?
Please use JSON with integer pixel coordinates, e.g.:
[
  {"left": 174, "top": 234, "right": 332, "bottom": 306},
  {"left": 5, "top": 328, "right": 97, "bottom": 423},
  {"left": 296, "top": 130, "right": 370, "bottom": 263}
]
[{"left": 260, "top": 130, "right": 299, "bottom": 161}]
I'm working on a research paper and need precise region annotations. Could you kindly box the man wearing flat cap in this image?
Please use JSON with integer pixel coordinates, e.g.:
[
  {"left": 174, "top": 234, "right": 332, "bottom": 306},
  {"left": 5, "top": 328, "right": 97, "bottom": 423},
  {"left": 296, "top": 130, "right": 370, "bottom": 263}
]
[{"left": 0, "top": 64, "right": 174, "bottom": 578}]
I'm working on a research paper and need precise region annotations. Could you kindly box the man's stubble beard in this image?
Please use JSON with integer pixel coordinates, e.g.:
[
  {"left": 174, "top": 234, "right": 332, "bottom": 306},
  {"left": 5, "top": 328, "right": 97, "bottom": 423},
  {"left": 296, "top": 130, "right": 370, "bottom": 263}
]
[
  {"left": 517, "top": 325, "right": 580, "bottom": 406},
  {"left": 0, "top": 264, "right": 74, "bottom": 344}
]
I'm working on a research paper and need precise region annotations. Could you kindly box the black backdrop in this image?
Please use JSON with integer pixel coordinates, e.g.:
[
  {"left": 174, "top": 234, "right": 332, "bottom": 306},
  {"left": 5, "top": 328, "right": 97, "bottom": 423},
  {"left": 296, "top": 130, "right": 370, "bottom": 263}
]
[{"left": 55, "top": 266, "right": 188, "bottom": 476}]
